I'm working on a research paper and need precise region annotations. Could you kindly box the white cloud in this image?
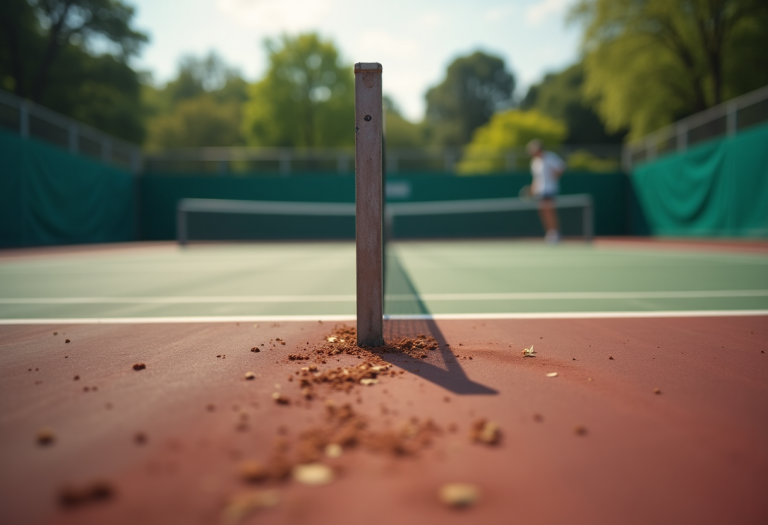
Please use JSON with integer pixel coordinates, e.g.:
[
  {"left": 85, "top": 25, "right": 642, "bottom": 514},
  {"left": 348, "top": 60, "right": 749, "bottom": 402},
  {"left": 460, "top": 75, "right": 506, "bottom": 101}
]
[
  {"left": 526, "top": 0, "right": 573, "bottom": 26},
  {"left": 216, "top": 0, "right": 336, "bottom": 32}
]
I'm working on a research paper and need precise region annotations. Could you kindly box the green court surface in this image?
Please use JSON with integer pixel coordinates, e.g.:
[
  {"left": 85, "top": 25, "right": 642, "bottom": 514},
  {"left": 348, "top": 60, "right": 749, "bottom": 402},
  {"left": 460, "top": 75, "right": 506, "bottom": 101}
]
[{"left": 0, "top": 241, "right": 767, "bottom": 321}]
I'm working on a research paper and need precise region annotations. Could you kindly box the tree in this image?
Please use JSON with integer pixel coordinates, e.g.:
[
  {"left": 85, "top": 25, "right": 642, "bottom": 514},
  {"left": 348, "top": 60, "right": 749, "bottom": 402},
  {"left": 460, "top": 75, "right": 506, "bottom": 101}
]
[
  {"left": 2, "top": 0, "right": 147, "bottom": 102},
  {"left": 143, "top": 52, "right": 248, "bottom": 149},
  {"left": 570, "top": 0, "right": 768, "bottom": 139},
  {"left": 424, "top": 51, "right": 515, "bottom": 146},
  {"left": 242, "top": 33, "right": 354, "bottom": 148},
  {"left": 383, "top": 95, "right": 427, "bottom": 148},
  {"left": 145, "top": 96, "right": 243, "bottom": 149},
  {"left": 0, "top": 0, "right": 148, "bottom": 142},
  {"left": 521, "top": 62, "right": 625, "bottom": 144},
  {"left": 456, "top": 110, "right": 566, "bottom": 174}
]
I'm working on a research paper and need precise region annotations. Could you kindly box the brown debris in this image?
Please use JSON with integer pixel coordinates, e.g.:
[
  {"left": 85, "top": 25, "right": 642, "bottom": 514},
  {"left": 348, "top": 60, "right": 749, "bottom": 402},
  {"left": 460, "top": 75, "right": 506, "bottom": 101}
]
[
  {"left": 132, "top": 363, "right": 146, "bottom": 371},
  {"left": 653, "top": 388, "right": 662, "bottom": 395},
  {"left": 245, "top": 372, "right": 256, "bottom": 380},
  {"left": 272, "top": 393, "right": 290, "bottom": 405},
  {"left": 134, "top": 432, "right": 147, "bottom": 445},
  {"left": 573, "top": 425, "right": 588, "bottom": 436},
  {"left": 251, "top": 347, "right": 260, "bottom": 353},
  {"left": 608, "top": 356, "right": 614, "bottom": 360},
  {"left": 470, "top": 419, "right": 501, "bottom": 445},
  {"left": 239, "top": 460, "right": 269, "bottom": 483},
  {"left": 37, "top": 428, "right": 55, "bottom": 446},
  {"left": 58, "top": 480, "right": 114, "bottom": 507}
]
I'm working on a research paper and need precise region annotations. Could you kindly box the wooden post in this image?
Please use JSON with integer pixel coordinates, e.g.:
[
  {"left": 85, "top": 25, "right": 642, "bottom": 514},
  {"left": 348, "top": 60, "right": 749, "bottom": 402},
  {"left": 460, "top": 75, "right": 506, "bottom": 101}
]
[{"left": 354, "top": 62, "right": 384, "bottom": 347}]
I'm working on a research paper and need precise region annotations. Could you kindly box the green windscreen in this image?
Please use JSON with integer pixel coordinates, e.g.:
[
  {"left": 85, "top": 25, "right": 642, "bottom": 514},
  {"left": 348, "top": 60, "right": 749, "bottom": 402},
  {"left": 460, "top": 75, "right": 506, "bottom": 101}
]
[
  {"left": 632, "top": 122, "right": 768, "bottom": 237},
  {"left": 0, "top": 129, "right": 136, "bottom": 247}
]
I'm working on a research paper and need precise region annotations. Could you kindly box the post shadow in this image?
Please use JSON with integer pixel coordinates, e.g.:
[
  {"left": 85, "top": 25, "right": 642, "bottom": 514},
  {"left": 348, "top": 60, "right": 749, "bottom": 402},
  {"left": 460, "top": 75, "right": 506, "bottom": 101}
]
[{"left": 382, "top": 248, "right": 497, "bottom": 395}]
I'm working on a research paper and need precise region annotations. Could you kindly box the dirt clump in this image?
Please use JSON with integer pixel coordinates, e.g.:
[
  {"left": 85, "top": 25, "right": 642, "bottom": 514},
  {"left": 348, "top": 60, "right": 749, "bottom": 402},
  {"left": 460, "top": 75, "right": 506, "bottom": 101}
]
[
  {"left": 470, "top": 419, "right": 502, "bottom": 445},
  {"left": 58, "top": 481, "right": 114, "bottom": 507},
  {"left": 132, "top": 363, "right": 146, "bottom": 371}
]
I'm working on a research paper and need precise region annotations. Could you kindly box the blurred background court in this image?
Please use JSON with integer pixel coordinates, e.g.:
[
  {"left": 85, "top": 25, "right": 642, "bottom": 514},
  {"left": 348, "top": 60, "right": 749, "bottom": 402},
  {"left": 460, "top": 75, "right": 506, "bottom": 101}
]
[{"left": 2, "top": 240, "right": 766, "bottom": 321}]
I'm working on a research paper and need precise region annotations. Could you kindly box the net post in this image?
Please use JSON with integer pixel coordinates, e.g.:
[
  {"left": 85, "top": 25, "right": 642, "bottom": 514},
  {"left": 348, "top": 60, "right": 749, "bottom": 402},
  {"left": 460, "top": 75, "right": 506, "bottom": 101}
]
[
  {"left": 583, "top": 197, "right": 594, "bottom": 243},
  {"left": 354, "top": 62, "right": 384, "bottom": 347},
  {"left": 177, "top": 204, "right": 188, "bottom": 247}
]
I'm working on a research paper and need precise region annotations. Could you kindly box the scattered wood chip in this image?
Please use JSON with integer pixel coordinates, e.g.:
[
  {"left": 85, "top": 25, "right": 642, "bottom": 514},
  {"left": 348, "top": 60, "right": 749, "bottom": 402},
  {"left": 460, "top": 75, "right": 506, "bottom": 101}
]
[
  {"left": 245, "top": 372, "right": 256, "bottom": 380},
  {"left": 65, "top": 339, "right": 70, "bottom": 343},
  {"left": 470, "top": 419, "right": 501, "bottom": 445},
  {"left": 272, "top": 393, "right": 290, "bottom": 405},
  {"left": 293, "top": 463, "right": 334, "bottom": 486},
  {"left": 360, "top": 378, "right": 378, "bottom": 386},
  {"left": 251, "top": 347, "right": 260, "bottom": 353},
  {"left": 653, "top": 388, "right": 661, "bottom": 395},
  {"left": 132, "top": 363, "right": 146, "bottom": 371},
  {"left": 521, "top": 345, "right": 536, "bottom": 357},
  {"left": 545, "top": 372, "right": 558, "bottom": 378},
  {"left": 222, "top": 489, "right": 279, "bottom": 524},
  {"left": 608, "top": 356, "right": 614, "bottom": 360},
  {"left": 37, "top": 428, "right": 55, "bottom": 446},
  {"left": 439, "top": 483, "right": 479, "bottom": 507},
  {"left": 239, "top": 461, "right": 269, "bottom": 483}
]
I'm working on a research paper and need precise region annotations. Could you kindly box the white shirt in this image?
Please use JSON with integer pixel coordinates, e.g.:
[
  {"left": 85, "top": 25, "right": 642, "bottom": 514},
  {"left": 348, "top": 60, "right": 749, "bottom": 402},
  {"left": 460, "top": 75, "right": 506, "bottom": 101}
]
[{"left": 530, "top": 151, "right": 565, "bottom": 196}]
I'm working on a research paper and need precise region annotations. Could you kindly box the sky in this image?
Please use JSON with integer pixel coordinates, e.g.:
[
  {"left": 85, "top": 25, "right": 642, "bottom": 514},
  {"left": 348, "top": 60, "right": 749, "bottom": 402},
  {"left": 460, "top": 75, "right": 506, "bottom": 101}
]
[{"left": 130, "top": 0, "right": 582, "bottom": 122}]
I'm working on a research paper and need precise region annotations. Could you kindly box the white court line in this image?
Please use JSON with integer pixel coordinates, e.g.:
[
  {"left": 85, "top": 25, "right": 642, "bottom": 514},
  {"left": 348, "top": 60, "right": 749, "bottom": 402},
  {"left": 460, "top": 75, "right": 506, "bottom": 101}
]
[
  {"left": 0, "top": 310, "right": 766, "bottom": 324},
  {"left": 1, "top": 290, "right": 767, "bottom": 304}
]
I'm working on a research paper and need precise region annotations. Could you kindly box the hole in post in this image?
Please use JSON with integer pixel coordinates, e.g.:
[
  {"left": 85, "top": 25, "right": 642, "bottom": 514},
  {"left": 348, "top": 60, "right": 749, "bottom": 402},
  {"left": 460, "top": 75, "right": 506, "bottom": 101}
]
[{"left": 364, "top": 115, "right": 372, "bottom": 122}]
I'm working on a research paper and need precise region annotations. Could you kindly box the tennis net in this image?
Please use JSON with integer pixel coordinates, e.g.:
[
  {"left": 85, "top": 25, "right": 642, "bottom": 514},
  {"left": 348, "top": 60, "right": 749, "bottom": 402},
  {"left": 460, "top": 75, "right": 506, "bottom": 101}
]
[{"left": 176, "top": 195, "right": 593, "bottom": 245}]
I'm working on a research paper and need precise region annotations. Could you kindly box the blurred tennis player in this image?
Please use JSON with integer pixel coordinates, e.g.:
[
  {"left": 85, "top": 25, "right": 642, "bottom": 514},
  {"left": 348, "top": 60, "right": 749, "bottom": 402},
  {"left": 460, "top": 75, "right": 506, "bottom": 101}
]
[{"left": 526, "top": 139, "right": 565, "bottom": 244}]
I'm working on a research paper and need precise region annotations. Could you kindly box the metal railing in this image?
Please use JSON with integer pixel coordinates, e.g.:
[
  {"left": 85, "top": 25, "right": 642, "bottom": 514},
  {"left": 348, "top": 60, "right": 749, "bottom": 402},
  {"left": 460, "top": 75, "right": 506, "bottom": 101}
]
[
  {"left": 0, "top": 89, "right": 142, "bottom": 172},
  {"left": 623, "top": 84, "right": 768, "bottom": 170},
  {"left": 144, "top": 143, "right": 623, "bottom": 175}
]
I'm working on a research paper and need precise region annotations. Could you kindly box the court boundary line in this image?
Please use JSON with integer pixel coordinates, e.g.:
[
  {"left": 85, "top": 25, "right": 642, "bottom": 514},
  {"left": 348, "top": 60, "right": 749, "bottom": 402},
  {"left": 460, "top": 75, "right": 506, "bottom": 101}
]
[
  {"left": 2, "top": 289, "right": 767, "bottom": 304},
  {"left": 1, "top": 310, "right": 766, "bottom": 325}
]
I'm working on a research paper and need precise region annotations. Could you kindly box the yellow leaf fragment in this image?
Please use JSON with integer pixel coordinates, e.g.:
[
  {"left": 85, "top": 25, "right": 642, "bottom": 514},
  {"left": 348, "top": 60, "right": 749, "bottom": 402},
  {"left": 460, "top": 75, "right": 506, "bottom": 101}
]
[
  {"left": 293, "top": 463, "right": 334, "bottom": 486},
  {"left": 439, "top": 483, "right": 479, "bottom": 507},
  {"left": 222, "top": 489, "right": 279, "bottom": 525}
]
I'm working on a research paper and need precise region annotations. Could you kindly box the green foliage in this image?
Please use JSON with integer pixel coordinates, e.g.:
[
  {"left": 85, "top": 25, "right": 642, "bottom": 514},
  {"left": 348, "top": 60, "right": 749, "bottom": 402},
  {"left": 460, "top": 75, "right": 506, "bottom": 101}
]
[
  {"left": 570, "top": 0, "right": 768, "bottom": 140},
  {"left": 0, "top": 0, "right": 147, "bottom": 142},
  {"left": 143, "top": 52, "right": 248, "bottom": 149},
  {"left": 383, "top": 95, "right": 426, "bottom": 148},
  {"left": 145, "top": 96, "right": 243, "bottom": 150},
  {"left": 425, "top": 51, "right": 515, "bottom": 146},
  {"left": 566, "top": 149, "right": 619, "bottom": 172},
  {"left": 456, "top": 110, "right": 567, "bottom": 174},
  {"left": 521, "top": 63, "right": 625, "bottom": 144},
  {"left": 242, "top": 33, "right": 354, "bottom": 148}
]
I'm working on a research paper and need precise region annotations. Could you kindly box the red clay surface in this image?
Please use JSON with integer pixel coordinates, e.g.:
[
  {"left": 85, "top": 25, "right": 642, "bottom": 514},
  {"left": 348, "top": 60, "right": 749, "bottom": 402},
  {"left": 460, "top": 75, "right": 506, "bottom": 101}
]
[{"left": 1, "top": 316, "right": 767, "bottom": 525}]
